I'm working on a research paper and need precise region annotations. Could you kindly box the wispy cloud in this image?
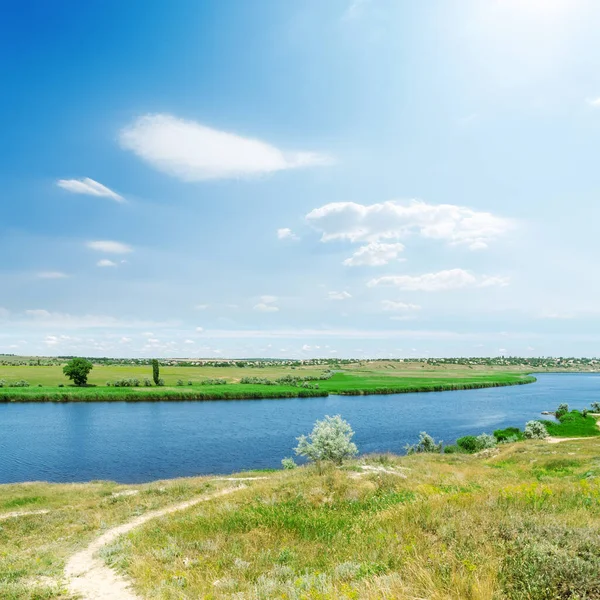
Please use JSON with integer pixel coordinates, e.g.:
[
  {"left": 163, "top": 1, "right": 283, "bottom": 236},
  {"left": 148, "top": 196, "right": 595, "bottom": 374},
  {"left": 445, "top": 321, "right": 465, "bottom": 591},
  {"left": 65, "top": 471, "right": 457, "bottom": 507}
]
[
  {"left": 56, "top": 177, "right": 124, "bottom": 202},
  {"left": 37, "top": 271, "right": 69, "bottom": 279},
  {"left": 119, "top": 114, "right": 334, "bottom": 181},
  {"left": 277, "top": 228, "right": 299, "bottom": 240},
  {"left": 253, "top": 295, "right": 279, "bottom": 312},
  {"left": 327, "top": 290, "right": 352, "bottom": 300},
  {"left": 381, "top": 300, "right": 421, "bottom": 312},
  {"left": 87, "top": 240, "right": 133, "bottom": 254},
  {"left": 586, "top": 97, "right": 600, "bottom": 108},
  {"left": 96, "top": 259, "right": 118, "bottom": 268},
  {"left": 368, "top": 269, "right": 509, "bottom": 291},
  {"left": 342, "top": 0, "right": 372, "bottom": 21}
]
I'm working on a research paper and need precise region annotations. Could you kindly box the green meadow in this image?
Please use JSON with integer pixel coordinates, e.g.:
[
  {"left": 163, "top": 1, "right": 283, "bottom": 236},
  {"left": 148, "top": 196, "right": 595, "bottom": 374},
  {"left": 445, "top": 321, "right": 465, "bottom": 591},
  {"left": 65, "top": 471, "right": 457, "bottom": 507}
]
[
  {"left": 0, "top": 361, "right": 536, "bottom": 401},
  {"left": 3, "top": 438, "right": 600, "bottom": 599}
]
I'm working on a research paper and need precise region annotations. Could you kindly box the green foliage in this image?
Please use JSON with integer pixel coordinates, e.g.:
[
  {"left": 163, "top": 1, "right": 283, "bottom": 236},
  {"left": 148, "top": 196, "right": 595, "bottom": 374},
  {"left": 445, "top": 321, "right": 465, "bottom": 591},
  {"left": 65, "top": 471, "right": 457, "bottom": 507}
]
[
  {"left": 524, "top": 421, "right": 548, "bottom": 439},
  {"left": 62, "top": 357, "right": 93, "bottom": 386},
  {"left": 405, "top": 432, "right": 442, "bottom": 454},
  {"left": 494, "top": 427, "right": 524, "bottom": 442},
  {"left": 151, "top": 359, "right": 160, "bottom": 386},
  {"left": 281, "top": 457, "right": 297, "bottom": 470},
  {"left": 591, "top": 401, "right": 600, "bottom": 412},
  {"left": 555, "top": 403, "right": 569, "bottom": 418},
  {"left": 456, "top": 436, "right": 479, "bottom": 453},
  {"left": 199, "top": 378, "right": 227, "bottom": 385},
  {"left": 543, "top": 410, "right": 600, "bottom": 438},
  {"left": 176, "top": 379, "right": 184, "bottom": 386},
  {"left": 295, "top": 415, "right": 358, "bottom": 466}
]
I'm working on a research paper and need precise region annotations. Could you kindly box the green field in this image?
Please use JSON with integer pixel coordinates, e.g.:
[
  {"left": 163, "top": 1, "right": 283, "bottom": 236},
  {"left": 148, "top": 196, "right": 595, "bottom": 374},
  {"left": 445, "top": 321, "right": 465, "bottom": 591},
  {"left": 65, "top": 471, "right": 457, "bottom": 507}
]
[
  {"left": 0, "top": 361, "right": 536, "bottom": 401},
  {"left": 3, "top": 438, "right": 600, "bottom": 599}
]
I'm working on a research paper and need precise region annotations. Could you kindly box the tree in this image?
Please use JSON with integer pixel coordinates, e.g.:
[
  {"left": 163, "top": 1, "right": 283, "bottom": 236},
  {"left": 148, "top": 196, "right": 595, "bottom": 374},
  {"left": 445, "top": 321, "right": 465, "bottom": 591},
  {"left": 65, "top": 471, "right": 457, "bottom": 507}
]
[
  {"left": 63, "top": 357, "right": 93, "bottom": 386},
  {"left": 151, "top": 359, "right": 160, "bottom": 386},
  {"left": 294, "top": 415, "right": 358, "bottom": 467},
  {"left": 524, "top": 420, "right": 548, "bottom": 439}
]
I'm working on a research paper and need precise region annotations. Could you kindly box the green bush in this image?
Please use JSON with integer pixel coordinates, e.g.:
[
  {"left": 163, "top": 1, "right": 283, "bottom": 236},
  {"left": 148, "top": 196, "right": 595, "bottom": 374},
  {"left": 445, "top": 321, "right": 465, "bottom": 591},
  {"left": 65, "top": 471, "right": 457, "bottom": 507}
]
[
  {"left": 456, "top": 435, "right": 479, "bottom": 453},
  {"left": 591, "top": 401, "right": 600, "bottom": 412},
  {"left": 405, "top": 432, "right": 443, "bottom": 454},
  {"left": 555, "top": 403, "right": 569, "bottom": 418},
  {"left": 281, "top": 457, "right": 297, "bottom": 470},
  {"left": 524, "top": 421, "right": 548, "bottom": 439},
  {"left": 494, "top": 427, "right": 524, "bottom": 442}
]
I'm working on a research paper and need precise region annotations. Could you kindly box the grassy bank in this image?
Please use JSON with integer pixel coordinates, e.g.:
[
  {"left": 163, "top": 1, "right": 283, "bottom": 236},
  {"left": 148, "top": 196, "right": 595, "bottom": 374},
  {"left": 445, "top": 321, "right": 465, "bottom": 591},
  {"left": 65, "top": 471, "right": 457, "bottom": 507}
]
[
  {"left": 543, "top": 409, "right": 600, "bottom": 437},
  {"left": 0, "top": 364, "right": 536, "bottom": 402},
  {"left": 3, "top": 438, "right": 600, "bottom": 599}
]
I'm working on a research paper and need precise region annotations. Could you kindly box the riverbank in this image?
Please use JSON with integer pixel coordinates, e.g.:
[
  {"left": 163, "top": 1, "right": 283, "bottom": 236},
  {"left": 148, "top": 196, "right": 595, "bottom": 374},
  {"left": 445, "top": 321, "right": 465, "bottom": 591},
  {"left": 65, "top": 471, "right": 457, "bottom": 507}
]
[
  {"left": 0, "top": 370, "right": 536, "bottom": 402},
  {"left": 2, "top": 437, "right": 600, "bottom": 599}
]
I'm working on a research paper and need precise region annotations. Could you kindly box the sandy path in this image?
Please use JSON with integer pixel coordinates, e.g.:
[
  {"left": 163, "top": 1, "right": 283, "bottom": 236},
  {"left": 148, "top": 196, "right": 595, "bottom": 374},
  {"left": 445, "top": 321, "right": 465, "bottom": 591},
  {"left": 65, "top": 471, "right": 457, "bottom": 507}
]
[
  {"left": 0, "top": 509, "right": 50, "bottom": 520},
  {"left": 65, "top": 487, "right": 241, "bottom": 600}
]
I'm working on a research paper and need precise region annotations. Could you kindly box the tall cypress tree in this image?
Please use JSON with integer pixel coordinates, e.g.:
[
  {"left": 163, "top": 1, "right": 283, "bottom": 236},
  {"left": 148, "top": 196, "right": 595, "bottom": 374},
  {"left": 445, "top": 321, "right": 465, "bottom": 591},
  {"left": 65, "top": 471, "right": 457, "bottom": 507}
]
[{"left": 151, "top": 359, "right": 160, "bottom": 385}]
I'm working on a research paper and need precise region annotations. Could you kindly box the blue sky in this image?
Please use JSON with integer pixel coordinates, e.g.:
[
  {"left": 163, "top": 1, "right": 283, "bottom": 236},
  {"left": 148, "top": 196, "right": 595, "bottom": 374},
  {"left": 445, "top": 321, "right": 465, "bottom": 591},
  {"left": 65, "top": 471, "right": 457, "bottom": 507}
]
[{"left": 2, "top": 0, "right": 600, "bottom": 358}]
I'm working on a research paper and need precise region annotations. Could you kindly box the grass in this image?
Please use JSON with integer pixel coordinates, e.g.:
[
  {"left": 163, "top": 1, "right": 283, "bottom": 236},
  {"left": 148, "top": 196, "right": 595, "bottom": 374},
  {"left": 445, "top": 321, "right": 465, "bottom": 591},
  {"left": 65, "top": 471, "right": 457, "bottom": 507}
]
[
  {"left": 3, "top": 439, "right": 600, "bottom": 599},
  {"left": 0, "top": 362, "right": 536, "bottom": 402},
  {"left": 542, "top": 409, "right": 600, "bottom": 437}
]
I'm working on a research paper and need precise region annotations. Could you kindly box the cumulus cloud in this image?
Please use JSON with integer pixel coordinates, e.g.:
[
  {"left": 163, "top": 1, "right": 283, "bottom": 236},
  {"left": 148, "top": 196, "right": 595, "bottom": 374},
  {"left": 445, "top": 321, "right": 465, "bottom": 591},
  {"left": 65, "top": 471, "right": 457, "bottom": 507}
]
[
  {"left": 327, "top": 291, "right": 352, "bottom": 300},
  {"left": 381, "top": 300, "right": 421, "bottom": 312},
  {"left": 87, "top": 240, "right": 133, "bottom": 254},
  {"left": 56, "top": 177, "right": 124, "bottom": 202},
  {"left": 254, "top": 296, "right": 279, "bottom": 312},
  {"left": 96, "top": 259, "right": 118, "bottom": 268},
  {"left": 277, "top": 228, "right": 299, "bottom": 240},
  {"left": 368, "top": 269, "right": 509, "bottom": 291},
  {"left": 343, "top": 242, "right": 405, "bottom": 266},
  {"left": 37, "top": 271, "right": 69, "bottom": 279},
  {"left": 119, "top": 114, "right": 333, "bottom": 181},
  {"left": 307, "top": 200, "right": 512, "bottom": 250}
]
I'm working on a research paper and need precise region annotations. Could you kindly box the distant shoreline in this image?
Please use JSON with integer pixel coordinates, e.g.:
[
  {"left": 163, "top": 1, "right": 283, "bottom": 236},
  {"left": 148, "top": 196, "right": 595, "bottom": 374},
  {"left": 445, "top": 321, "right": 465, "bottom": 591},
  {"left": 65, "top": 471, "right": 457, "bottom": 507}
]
[{"left": 0, "top": 375, "right": 537, "bottom": 403}]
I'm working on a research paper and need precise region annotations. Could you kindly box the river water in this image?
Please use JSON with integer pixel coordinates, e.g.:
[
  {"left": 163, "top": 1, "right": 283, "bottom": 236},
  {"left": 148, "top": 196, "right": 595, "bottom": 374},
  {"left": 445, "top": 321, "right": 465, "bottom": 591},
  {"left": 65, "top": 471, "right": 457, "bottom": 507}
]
[{"left": 1, "top": 373, "right": 598, "bottom": 483}]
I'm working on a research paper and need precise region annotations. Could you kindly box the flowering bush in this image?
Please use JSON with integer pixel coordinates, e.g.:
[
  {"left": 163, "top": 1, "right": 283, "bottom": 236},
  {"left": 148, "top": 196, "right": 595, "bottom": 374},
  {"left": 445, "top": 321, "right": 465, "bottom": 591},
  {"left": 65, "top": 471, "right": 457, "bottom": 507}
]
[
  {"left": 295, "top": 415, "right": 358, "bottom": 466},
  {"left": 524, "top": 420, "right": 548, "bottom": 439}
]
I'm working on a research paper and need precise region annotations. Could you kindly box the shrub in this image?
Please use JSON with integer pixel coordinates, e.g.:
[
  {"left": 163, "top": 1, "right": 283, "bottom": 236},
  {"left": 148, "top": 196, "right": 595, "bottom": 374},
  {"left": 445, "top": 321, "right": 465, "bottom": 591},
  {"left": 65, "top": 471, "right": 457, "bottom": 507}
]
[
  {"left": 176, "top": 379, "right": 184, "bottom": 386},
  {"left": 494, "top": 427, "right": 523, "bottom": 442},
  {"left": 556, "top": 403, "right": 569, "bottom": 418},
  {"left": 58, "top": 383, "right": 64, "bottom": 388},
  {"left": 405, "top": 432, "right": 443, "bottom": 454},
  {"left": 10, "top": 380, "right": 31, "bottom": 388},
  {"left": 295, "top": 415, "right": 358, "bottom": 466},
  {"left": 199, "top": 378, "right": 228, "bottom": 386},
  {"left": 476, "top": 432, "right": 497, "bottom": 450},
  {"left": 187, "top": 380, "right": 193, "bottom": 386},
  {"left": 143, "top": 378, "right": 152, "bottom": 387},
  {"left": 524, "top": 420, "right": 548, "bottom": 439},
  {"left": 157, "top": 378, "right": 165, "bottom": 387},
  {"left": 456, "top": 435, "right": 479, "bottom": 453},
  {"left": 591, "top": 402, "right": 600, "bottom": 412},
  {"left": 151, "top": 359, "right": 160, "bottom": 386},
  {"left": 0, "top": 379, "right": 5, "bottom": 388},
  {"left": 583, "top": 408, "right": 589, "bottom": 418},
  {"left": 63, "top": 357, "right": 93, "bottom": 386},
  {"left": 443, "top": 445, "right": 461, "bottom": 454},
  {"left": 281, "top": 457, "right": 297, "bottom": 470}
]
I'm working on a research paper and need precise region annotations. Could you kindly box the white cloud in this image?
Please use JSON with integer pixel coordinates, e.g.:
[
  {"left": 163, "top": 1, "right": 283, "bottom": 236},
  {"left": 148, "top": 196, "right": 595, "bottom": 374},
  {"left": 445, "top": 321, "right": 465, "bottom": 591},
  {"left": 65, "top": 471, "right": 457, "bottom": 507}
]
[
  {"left": 368, "top": 269, "right": 508, "bottom": 291},
  {"left": 381, "top": 300, "right": 421, "bottom": 312},
  {"left": 119, "top": 114, "right": 333, "bottom": 181},
  {"left": 196, "top": 327, "right": 204, "bottom": 333},
  {"left": 37, "top": 271, "right": 69, "bottom": 279},
  {"left": 343, "top": 242, "right": 405, "bottom": 266},
  {"left": 586, "top": 97, "right": 600, "bottom": 107},
  {"left": 194, "top": 304, "right": 209, "bottom": 310},
  {"left": 307, "top": 200, "right": 513, "bottom": 250},
  {"left": 87, "top": 240, "right": 133, "bottom": 254},
  {"left": 184, "top": 339, "right": 195, "bottom": 344},
  {"left": 259, "top": 295, "right": 278, "bottom": 304},
  {"left": 20, "top": 310, "right": 175, "bottom": 330},
  {"left": 254, "top": 303, "right": 279, "bottom": 313},
  {"left": 327, "top": 291, "right": 352, "bottom": 300},
  {"left": 56, "top": 177, "right": 124, "bottom": 202},
  {"left": 342, "top": 0, "right": 371, "bottom": 20},
  {"left": 277, "top": 228, "right": 299, "bottom": 240},
  {"left": 96, "top": 259, "right": 118, "bottom": 268}
]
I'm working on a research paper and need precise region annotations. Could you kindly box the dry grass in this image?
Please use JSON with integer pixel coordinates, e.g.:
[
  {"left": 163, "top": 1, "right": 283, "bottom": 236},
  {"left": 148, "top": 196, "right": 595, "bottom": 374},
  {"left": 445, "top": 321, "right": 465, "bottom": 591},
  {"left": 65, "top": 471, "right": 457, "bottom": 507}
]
[{"left": 103, "top": 439, "right": 600, "bottom": 599}]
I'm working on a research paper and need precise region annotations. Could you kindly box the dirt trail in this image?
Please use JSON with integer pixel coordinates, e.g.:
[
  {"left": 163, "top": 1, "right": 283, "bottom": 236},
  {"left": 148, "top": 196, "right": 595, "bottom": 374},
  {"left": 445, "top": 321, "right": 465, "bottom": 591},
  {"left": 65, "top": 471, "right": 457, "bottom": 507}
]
[
  {"left": 65, "top": 487, "right": 241, "bottom": 600},
  {"left": 0, "top": 509, "right": 50, "bottom": 520}
]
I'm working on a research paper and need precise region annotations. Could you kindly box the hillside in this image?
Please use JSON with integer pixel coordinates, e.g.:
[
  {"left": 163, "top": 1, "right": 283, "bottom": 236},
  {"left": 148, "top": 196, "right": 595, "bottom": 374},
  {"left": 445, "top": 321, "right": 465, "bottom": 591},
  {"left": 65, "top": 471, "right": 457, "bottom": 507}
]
[{"left": 2, "top": 437, "right": 600, "bottom": 599}]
